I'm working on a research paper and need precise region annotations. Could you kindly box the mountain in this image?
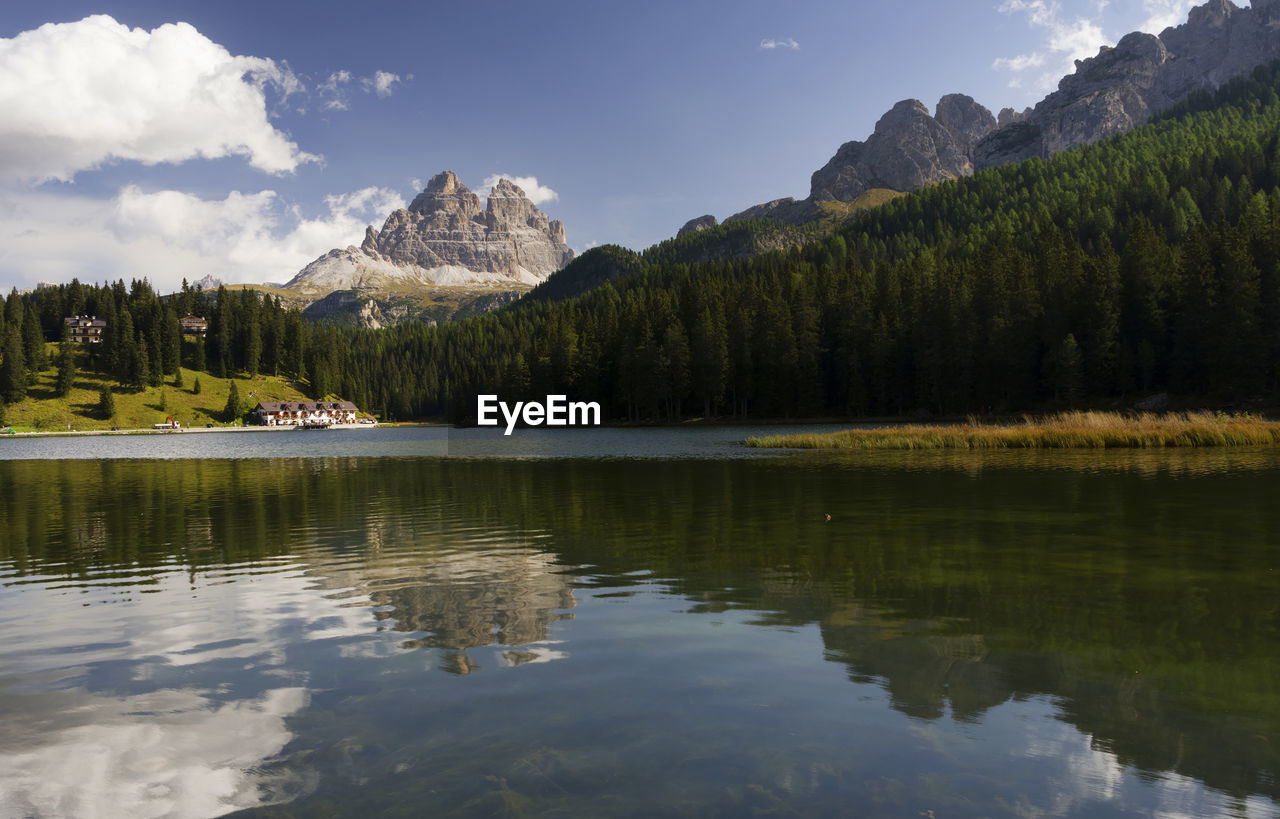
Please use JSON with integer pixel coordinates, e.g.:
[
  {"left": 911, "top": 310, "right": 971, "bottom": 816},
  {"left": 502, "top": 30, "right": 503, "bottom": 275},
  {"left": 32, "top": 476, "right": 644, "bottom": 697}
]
[
  {"left": 728, "top": 95, "right": 996, "bottom": 225},
  {"left": 286, "top": 171, "right": 574, "bottom": 296},
  {"left": 977, "top": 0, "right": 1280, "bottom": 169},
  {"left": 719, "top": 0, "right": 1280, "bottom": 227}
]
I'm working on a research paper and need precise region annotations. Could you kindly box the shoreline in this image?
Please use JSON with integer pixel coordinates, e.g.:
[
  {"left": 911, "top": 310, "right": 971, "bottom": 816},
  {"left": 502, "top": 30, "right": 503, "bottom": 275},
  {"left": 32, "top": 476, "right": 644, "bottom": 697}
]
[
  {"left": 745, "top": 411, "right": 1280, "bottom": 450},
  {"left": 0, "top": 423, "right": 401, "bottom": 438}
]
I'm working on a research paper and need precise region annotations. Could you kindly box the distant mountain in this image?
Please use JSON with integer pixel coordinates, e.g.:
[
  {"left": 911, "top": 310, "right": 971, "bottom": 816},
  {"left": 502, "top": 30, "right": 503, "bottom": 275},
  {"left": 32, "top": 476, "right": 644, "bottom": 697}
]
[
  {"left": 286, "top": 171, "right": 574, "bottom": 296},
  {"left": 976, "top": 0, "right": 1280, "bottom": 169},
  {"left": 714, "top": 0, "right": 1280, "bottom": 228},
  {"left": 727, "top": 94, "right": 996, "bottom": 225}
]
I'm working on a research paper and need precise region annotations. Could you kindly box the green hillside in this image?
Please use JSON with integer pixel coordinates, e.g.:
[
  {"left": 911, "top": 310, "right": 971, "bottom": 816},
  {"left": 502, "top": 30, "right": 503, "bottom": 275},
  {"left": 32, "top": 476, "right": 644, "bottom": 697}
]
[{"left": 0, "top": 343, "right": 317, "bottom": 432}]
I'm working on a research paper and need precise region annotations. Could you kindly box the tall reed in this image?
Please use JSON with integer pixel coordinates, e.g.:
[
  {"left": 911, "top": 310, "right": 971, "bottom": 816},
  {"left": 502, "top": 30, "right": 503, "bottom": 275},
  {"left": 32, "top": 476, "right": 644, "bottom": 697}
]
[{"left": 745, "top": 411, "right": 1280, "bottom": 450}]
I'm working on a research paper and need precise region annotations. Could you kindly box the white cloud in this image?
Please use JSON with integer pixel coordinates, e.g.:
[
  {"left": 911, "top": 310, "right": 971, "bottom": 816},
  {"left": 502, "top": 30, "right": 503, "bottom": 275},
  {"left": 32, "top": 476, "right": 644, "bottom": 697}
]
[
  {"left": 365, "top": 70, "right": 403, "bottom": 98},
  {"left": 993, "top": 0, "right": 1110, "bottom": 92},
  {"left": 317, "top": 68, "right": 408, "bottom": 110},
  {"left": 318, "top": 69, "right": 353, "bottom": 111},
  {"left": 478, "top": 174, "right": 560, "bottom": 206},
  {"left": 1137, "top": 0, "right": 1198, "bottom": 33},
  {"left": 0, "top": 15, "right": 316, "bottom": 183},
  {"left": 0, "top": 184, "right": 406, "bottom": 290},
  {"left": 759, "top": 37, "right": 800, "bottom": 51}
]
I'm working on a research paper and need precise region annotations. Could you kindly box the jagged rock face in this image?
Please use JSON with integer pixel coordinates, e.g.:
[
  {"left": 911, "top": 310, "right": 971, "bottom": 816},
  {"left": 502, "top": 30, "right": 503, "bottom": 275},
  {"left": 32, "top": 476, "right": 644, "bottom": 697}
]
[
  {"left": 808, "top": 97, "right": 995, "bottom": 203},
  {"left": 975, "top": 0, "right": 1280, "bottom": 170},
  {"left": 726, "top": 95, "right": 994, "bottom": 224},
  {"left": 287, "top": 171, "right": 574, "bottom": 295},
  {"left": 677, "top": 215, "right": 719, "bottom": 237}
]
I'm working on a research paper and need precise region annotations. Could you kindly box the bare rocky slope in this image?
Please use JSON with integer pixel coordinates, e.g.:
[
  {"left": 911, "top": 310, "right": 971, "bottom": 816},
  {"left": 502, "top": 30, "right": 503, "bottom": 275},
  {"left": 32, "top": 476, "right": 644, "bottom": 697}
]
[
  {"left": 715, "top": 0, "right": 1280, "bottom": 228},
  {"left": 286, "top": 171, "right": 574, "bottom": 296}
]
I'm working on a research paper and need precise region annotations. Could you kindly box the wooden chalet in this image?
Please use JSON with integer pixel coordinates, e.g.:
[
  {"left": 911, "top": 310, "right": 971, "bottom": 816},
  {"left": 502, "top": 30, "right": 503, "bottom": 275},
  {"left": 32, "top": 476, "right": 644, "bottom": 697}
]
[
  {"left": 64, "top": 315, "right": 106, "bottom": 343},
  {"left": 180, "top": 315, "right": 208, "bottom": 337},
  {"left": 252, "top": 400, "right": 360, "bottom": 426}
]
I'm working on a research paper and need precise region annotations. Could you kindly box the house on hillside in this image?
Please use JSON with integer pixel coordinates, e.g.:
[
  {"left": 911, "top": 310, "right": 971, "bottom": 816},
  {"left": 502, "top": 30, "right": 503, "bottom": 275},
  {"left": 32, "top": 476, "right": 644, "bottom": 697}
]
[
  {"left": 251, "top": 400, "right": 359, "bottom": 426},
  {"left": 64, "top": 316, "right": 106, "bottom": 343},
  {"left": 180, "top": 316, "right": 208, "bottom": 337}
]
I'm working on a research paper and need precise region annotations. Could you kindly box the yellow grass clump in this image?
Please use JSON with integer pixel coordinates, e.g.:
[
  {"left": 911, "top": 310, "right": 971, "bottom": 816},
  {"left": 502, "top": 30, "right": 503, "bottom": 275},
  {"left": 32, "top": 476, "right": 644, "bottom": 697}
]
[{"left": 745, "top": 411, "right": 1280, "bottom": 450}]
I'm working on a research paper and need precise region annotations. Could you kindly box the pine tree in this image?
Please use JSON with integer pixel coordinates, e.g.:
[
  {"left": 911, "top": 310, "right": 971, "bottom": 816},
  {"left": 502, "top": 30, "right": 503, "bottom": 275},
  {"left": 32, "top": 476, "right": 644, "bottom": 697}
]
[
  {"left": 193, "top": 375, "right": 202, "bottom": 395},
  {"left": 224, "top": 379, "right": 241, "bottom": 422},
  {"left": 98, "top": 387, "right": 115, "bottom": 420},
  {"left": 1, "top": 325, "right": 27, "bottom": 404},
  {"left": 56, "top": 338, "right": 76, "bottom": 398},
  {"left": 22, "top": 304, "right": 46, "bottom": 373}
]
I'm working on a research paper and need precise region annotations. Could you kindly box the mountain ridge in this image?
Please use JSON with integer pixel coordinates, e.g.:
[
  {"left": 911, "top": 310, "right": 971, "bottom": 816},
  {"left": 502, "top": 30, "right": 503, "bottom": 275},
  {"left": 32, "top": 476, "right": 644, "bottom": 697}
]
[{"left": 712, "top": 0, "right": 1280, "bottom": 229}]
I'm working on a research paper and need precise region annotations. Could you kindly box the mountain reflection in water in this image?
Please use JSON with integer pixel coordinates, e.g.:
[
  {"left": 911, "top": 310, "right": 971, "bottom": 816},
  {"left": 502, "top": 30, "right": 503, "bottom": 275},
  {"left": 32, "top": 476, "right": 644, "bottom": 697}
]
[{"left": 1, "top": 447, "right": 1277, "bottom": 817}]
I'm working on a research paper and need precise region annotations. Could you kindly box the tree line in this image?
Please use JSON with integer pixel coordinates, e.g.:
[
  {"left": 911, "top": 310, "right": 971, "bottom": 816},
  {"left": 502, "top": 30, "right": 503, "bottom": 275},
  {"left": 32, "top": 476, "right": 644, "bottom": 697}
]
[{"left": 4, "top": 61, "right": 1280, "bottom": 422}]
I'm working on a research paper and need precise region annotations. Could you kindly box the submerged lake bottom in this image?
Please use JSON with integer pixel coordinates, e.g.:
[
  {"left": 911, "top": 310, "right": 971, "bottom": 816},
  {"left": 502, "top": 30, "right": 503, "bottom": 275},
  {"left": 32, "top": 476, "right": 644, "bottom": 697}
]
[{"left": 1, "top": 428, "right": 1278, "bottom": 817}]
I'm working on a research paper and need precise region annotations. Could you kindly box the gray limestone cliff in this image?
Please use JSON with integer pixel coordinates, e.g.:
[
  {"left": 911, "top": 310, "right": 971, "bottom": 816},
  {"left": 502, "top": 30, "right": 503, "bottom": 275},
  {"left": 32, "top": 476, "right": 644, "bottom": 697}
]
[
  {"left": 287, "top": 171, "right": 574, "bottom": 295},
  {"left": 727, "top": 95, "right": 996, "bottom": 224},
  {"left": 718, "top": 0, "right": 1280, "bottom": 229},
  {"left": 974, "top": 0, "right": 1280, "bottom": 169},
  {"left": 677, "top": 214, "right": 719, "bottom": 237}
]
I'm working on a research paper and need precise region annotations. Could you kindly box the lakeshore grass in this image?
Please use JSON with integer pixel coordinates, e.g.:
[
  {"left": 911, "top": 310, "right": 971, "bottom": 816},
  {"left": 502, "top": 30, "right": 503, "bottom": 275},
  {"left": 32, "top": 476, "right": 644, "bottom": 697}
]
[{"left": 745, "top": 411, "right": 1280, "bottom": 450}]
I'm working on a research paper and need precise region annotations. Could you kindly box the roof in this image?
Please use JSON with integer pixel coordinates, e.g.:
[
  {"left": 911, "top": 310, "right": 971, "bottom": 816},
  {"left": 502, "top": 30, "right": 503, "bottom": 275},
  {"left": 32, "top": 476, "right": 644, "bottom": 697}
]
[{"left": 254, "top": 401, "right": 359, "bottom": 413}]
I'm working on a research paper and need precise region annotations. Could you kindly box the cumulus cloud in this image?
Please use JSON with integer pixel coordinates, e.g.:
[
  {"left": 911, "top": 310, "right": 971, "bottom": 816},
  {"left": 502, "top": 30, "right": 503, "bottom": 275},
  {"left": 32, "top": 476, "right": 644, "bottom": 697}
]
[
  {"left": 0, "top": 15, "right": 317, "bottom": 183},
  {"left": 759, "top": 37, "right": 800, "bottom": 50},
  {"left": 478, "top": 174, "right": 560, "bottom": 206},
  {"left": 0, "top": 184, "right": 405, "bottom": 289},
  {"left": 1138, "top": 0, "right": 1198, "bottom": 33},
  {"left": 364, "top": 70, "right": 404, "bottom": 97},
  {"left": 992, "top": 0, "right": 1109, "bottom": 92}
]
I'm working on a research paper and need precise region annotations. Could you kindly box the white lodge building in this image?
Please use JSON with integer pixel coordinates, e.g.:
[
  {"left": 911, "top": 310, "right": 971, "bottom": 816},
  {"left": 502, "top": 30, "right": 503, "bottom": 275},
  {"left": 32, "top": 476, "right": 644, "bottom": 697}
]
[{"left": 252, "top": 400, "right": 359, "bottom": 426}]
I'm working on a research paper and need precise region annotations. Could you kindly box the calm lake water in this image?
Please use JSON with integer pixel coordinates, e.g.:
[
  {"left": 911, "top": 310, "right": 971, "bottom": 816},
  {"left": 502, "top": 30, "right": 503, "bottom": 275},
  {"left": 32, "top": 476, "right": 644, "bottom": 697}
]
[{"left": 1, "top": 428, "right": 1278, "bottom": 817}]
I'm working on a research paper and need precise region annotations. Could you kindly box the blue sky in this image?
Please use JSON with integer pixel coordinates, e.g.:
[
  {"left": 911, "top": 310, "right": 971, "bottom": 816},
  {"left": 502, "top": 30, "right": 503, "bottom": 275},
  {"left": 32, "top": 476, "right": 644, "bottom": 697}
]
[{"left": 0, "top": 0, "right": 1204, "bottom": 292}]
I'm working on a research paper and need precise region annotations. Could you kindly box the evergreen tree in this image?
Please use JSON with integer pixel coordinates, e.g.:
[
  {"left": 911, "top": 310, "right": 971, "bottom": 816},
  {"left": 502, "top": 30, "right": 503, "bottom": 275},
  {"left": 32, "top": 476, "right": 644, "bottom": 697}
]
[
  {"left": 224, "top": 379, "right": 241, "bottom": 422},
  {"left": 98, "top": 386, "right": 115, "bottom": 420},
  {"left": 193, "top": 375, "right": 202, "bottom": 395},
  {"left": 56, "top": 338, "right": 76, "bottom": 398},
  {"left": 1, "top": 325, "right": 27, "bottom": 403},
  {"left": 22, "top": 304, "right": 46, "bottom": 373}
]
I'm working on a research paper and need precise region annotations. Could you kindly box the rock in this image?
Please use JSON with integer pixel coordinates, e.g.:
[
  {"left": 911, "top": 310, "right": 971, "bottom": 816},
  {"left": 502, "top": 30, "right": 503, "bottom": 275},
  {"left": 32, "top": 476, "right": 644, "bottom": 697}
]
[
  {"left": 726, "top": 197, "right": 817, "bottom": 224},
  {"left": 287, "top": 171, "right": 574, "bottom": 295},
  {"left": 731, "top": 95, "right": 994, "bottom": 224},
  {"left": 193, "top": 274, "right": 223, "bottom": 291},
  {"left": 726, "top": 1, "right": 1280, "bottom": 227},
  {"left": 997, "top": 107, "right": 1031, "bottom": 127},
  {"left": 975, "top": 0, "right": 1280, "bottom": 170},
  {"left": 677, "top": 215, "right": 718, "bottom": 237}
]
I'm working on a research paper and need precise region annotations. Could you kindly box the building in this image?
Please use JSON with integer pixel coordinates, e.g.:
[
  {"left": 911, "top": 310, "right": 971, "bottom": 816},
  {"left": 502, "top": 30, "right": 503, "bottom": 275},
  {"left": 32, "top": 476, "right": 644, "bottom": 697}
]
[
  {"left": 251, "top": 400, "right": 360, "bottom": 426},
  {"left": 180, "top": 315, "right": 208, "bottom": 337},
  {"left": 64, "top": 316, "right": 106, "bottom": 344}
]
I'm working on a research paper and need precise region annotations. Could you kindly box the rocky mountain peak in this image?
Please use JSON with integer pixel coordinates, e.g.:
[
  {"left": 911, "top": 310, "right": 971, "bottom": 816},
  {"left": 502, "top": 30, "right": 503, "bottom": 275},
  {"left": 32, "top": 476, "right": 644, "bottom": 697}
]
[
  {"left": 288, "top": 171, "right": 574, "bottom": 296},
  {"left": 975, "top": 0, "right": 1280, "bottom": 170},
  {"left": 677, "top": 215, "right": 718, "bottom": 237},
  {"left": 936, "top": 94, "right": 999, "bottom": 146}
]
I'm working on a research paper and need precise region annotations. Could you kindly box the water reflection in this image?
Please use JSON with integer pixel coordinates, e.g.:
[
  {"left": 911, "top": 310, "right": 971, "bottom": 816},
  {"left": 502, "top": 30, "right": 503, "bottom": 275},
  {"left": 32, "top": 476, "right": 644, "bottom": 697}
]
[{"left": 1, "top": 449, "right": 1278, "bottom": 816}]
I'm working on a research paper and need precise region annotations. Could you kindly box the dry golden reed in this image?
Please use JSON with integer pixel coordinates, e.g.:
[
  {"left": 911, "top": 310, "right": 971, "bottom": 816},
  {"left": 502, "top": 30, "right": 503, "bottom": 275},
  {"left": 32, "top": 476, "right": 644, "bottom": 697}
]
[{"left": 745, "top": 411, "right": 1280, "bottom": 450}]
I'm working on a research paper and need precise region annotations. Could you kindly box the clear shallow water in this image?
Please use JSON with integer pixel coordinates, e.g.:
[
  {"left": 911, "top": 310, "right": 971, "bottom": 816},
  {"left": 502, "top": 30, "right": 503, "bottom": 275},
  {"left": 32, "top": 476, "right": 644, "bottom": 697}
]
[{"left": 1, "top": 429, "right": 1278, "bottom": 817}]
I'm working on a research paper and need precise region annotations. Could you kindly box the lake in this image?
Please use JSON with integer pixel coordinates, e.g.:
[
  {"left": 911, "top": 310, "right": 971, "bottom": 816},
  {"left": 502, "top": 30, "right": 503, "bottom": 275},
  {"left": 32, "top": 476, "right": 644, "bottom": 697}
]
[{"left": 1, "top": 427, "right": 1278, "bottom": 817}]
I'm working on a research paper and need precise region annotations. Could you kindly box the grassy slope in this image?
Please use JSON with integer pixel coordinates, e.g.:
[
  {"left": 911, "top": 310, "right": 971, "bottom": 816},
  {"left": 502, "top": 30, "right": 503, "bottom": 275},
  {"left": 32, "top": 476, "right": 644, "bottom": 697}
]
[
  {"left": 2, "top": 344, "right": 318, "bottom": 432},
  {"left": 746, "top": 411, "right": 1280, "bottom": 450}
]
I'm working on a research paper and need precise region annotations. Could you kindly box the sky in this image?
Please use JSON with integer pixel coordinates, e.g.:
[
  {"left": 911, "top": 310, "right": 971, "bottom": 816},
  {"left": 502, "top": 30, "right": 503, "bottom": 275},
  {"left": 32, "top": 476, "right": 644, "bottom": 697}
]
[{"left": 0, "top": 0, "right": 1206, "bottom": 293}]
